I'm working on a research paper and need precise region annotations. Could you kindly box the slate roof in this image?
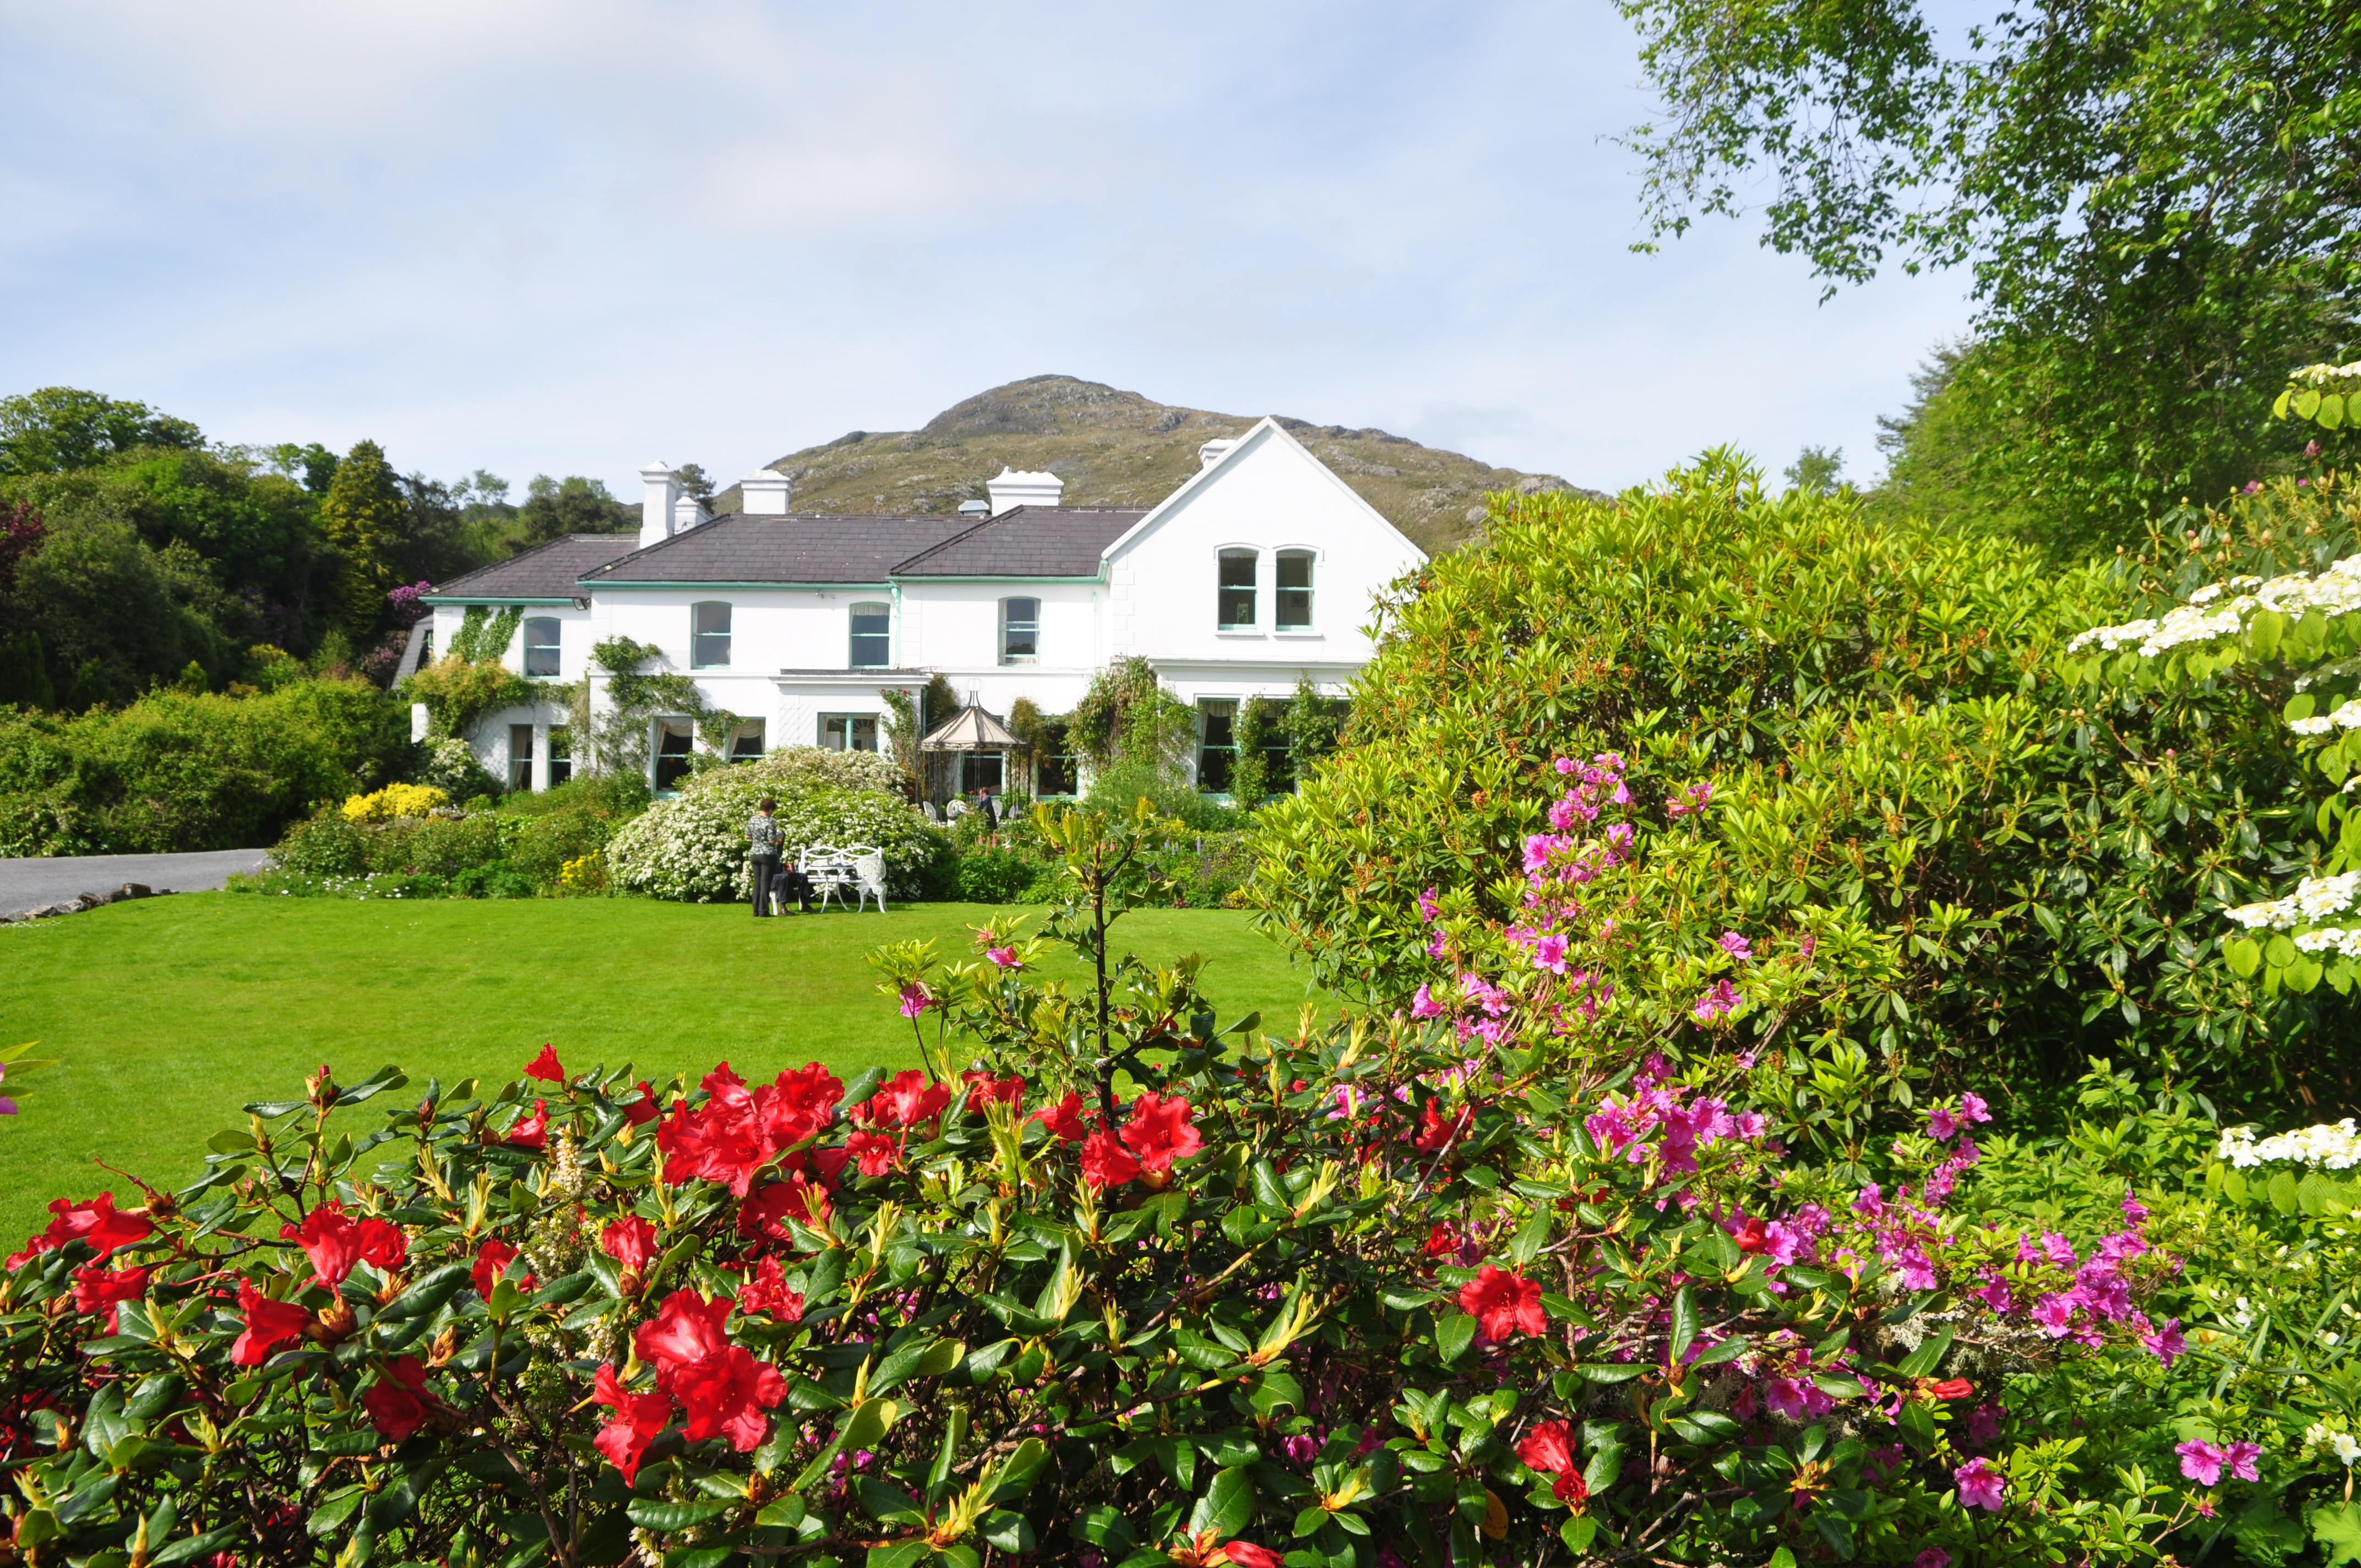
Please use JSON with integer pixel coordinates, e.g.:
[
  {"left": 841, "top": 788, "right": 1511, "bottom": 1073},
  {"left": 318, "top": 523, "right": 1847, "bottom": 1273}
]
[
  {"left": 426, "top": 534, "right": 639, "bottom": 600},
  {"left": 889, "top": 507, "right": 1146, "bottom": 578},
  {"left": 578, "top": 514, "right": 972, "bottom": 585}
]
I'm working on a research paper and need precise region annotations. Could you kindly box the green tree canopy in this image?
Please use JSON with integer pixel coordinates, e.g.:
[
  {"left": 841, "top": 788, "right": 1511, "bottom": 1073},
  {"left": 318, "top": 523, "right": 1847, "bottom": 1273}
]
[
  {"left": 316, "top": 440, "right": 406, "bottom": 641},
  {"left": 0, "top": 388, "right": 203, "bottom": 476},
  {"left": 1617, "top": 0, "right": 2361, "bottom": 548},
  {"left": 510, "top": 474, "right": 635, "bottom": 552}
]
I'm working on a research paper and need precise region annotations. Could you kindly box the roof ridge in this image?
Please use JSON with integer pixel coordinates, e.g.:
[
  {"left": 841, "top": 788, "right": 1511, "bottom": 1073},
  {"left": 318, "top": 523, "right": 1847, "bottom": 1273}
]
[
  {"left": 886, "top": 511, "right": 1011, "bottom": 574},
  {"left": 432, "top": 530, "right": 633, "bottom": 594}
]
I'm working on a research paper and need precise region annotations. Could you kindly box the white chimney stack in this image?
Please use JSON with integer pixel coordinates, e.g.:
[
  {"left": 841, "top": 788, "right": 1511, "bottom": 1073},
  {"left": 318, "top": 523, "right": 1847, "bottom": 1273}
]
[
  {"left": 673, "top": 492, "right": 710, "bottom": 534},
  {"left": 639, "top": 460, "right": 680, "bottom": 549},
  {"left": 986, "top": 466, "right": 1063, "bottom": 516},
  {"left": 741, "top": 469, "right": 793, "bottom": 515},
  {"left": 1198, "top": 438, "right": 1239, "bottom": 470}
]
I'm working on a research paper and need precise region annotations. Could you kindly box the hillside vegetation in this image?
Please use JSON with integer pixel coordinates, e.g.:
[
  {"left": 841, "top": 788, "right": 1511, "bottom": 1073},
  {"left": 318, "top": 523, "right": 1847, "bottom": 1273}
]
[{"left": 721, "top": 373, "right": 1591, "bottom": 554}]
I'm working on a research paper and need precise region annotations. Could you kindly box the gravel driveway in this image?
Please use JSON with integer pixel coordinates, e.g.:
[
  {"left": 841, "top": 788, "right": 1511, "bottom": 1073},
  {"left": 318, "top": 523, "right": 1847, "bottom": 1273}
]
[{"left": 0, "top": 849, "right": 270, "bottom": 918}]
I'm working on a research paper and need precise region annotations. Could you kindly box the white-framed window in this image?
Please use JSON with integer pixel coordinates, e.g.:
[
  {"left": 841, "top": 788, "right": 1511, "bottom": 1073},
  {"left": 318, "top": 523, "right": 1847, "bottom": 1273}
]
[
  {"left": 654, "top": 720, "right": 695, "bottom": 792},
  {"left": 848, "top": 602, "right": 890, "bottom": 668},
  {"left": 692, "top": 601, "right": 732, "bottom": 669},
  {"left": 523, "top": 617, "right": 560, "bottom": 677},
  {"left": 728, "top": 721, "right": 766, "bottom": 762},
  {"left": 1000, "top": 596, "right": 1040, "bottom": 664},
  {"left": 548, "top": 726, "right": 574, "bottom": 786},
  {"left": 509, "top": 724, "right": 535, "bottom": 792},
  {"left": 1217, "top": 548, "right": 1258, "bottom": 629},
  {"left": 820, "top": 714, "right": 880, "bottom": 752},
  {"left": 1196, "top": 699, "right": 1237, "bottom": 791},
  {"left": 1276, "top": 549, "right": 1315, "bottom": 630}
]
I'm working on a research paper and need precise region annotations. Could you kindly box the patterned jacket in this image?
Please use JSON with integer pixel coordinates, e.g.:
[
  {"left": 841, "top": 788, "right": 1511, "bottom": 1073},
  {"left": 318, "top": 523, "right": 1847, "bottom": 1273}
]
[{"left": 746, "top": 812, "right": 785, "bottom": 856}]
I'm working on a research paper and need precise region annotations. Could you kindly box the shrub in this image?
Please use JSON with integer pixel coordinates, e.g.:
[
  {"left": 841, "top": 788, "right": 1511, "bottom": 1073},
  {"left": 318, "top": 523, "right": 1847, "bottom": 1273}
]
[
  {"left": 342, "top": 781, "right": 449, "bottom": 822},
  {"left": 268, "top": 807, "right": 369, "bottom": 875},
  {"left": 414, "top": 736, "right": 503, "bottom": 802},
  {"left": 1085, "top": 759, "right": 1246, "bottom": 832},
  {"left": 0, "top": 677, "right": 410, "bottom": 856},
  {"left": 1249, "top": 455, "right": 2355, "bottom": 1120},
  {"left": 953, "top": 846, "right": 1038, "bottom": 902},
  {"left": 606, "top": 760, "right": 948, "bottom": 902},
  {"left": 0, "top": 786, "right": 2251, "bottom": 1568}
]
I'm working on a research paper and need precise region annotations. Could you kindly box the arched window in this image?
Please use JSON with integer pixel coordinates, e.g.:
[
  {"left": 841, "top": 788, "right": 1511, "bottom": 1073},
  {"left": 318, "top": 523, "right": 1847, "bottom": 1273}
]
[
  {"left": 1275, "top": 550, "right": 1314, "bottom": 630},
  {"left": 1217, "top": 548, "right": 1258, "bottom": 629},
  {"left": 848, "top": 602, "right": 891, "bottom": 668},
  {"left": 690, "top": 602, "right": 732, "bottom": 668},
  {"left": 1000, "top": 597, "right": 1040, "bottom": 664},
  {"left": 523, "top": 617, "right": 560, "bottom": 677}
]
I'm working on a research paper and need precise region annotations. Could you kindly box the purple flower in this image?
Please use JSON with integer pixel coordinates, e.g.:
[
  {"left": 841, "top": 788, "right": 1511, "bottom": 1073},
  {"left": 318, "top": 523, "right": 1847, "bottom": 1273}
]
[
  {"left": 1409, "top": 984, "right": 1444, "bottom": 1019},
  {"left": 1959, "top": 1091, "right": 1991, "bottom": 1125},
  {"left": 1967, "top": 1404, "right": 2002, "bottom": 1446},
  {"left": 1416, "top": 886, "right": 1442, "bottom": 922},
  {"left": 897, "top": 984, "right": 933, "bottom": 1019},
  {"left": 2041, "top": 1232, "right": 2076, "bottom": 1267},
  {"left": 2178, "top": 1440, "right": 2227, "bottom": 1485},
  {"left": 2120, "top": 1186, "right": 2149, "bottom": 1226},
  {"left": 1916, "top": 1551, "right": 1952, "bottom": 1568},
  {"left": 2225, "top": 1441, "right": 2262, "bottom": 1482},
  {"left": 1690, "top": 979, "right": 1740, "bottom": 1023},
  {"left": 1954, "top": 1458, "right": 2006, "bottom": 1511},
  {"left": 1718, "top": 930, "right": 1753, "bottom": 961},
  {"left": 985, "top": 945, "right": 1022, "bottom": 969},
  {"left": 1533, "top": 933, "right": 1569, "bottom": 973},
  {"left": 1928, "top": 1106, "right": 1960, "bottom": 1141},
  {"left": 2033, "top": 1294, "right": 2077, "bottom": 1337}
]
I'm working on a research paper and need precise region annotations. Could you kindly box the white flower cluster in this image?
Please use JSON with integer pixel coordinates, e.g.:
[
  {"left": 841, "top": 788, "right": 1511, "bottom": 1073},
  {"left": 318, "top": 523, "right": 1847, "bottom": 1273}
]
[
  {"left": 2306, "top": 1422, "right": 2361, "bottom": 1467},
  {"left": 2217, "top": 1119, "right": 2361, "bottom": 1170},
  {"left": 606, "top": 758, "right": 944, "bottom": 902},
  {"left": 2224, "top": 870, "right": 2361, "bottom": 930},
  {"left": 2068, "top": 558, "right": 2361, "bottom": 658},
  {"left": 2292, "top": 927, "right": 2361, "bottom": 957},
  {"left": 2290, "top": 699, "right": 2361, "bottom": 736},
  {"left": 2292, "top": 362, "right": 2361, "bottom": 385}
]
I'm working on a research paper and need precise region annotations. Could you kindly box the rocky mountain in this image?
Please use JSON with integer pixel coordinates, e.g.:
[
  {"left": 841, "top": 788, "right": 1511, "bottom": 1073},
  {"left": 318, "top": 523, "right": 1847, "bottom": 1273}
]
[{"left": 714, "top": 375, "right": 1592, "bottom": 555}]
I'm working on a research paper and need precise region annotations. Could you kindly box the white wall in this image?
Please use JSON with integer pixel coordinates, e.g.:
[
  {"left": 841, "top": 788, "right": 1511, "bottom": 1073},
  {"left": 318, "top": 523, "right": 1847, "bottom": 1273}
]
[
  {"left": 896, "top": 580, "right": 1099, "bottom": 717},
  {"left": 1105, "top": 420, "right": 1423, "bottom": 672}
]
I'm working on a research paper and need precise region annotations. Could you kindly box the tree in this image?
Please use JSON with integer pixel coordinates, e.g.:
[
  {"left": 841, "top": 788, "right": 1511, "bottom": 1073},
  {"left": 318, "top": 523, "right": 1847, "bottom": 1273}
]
[
  {"left": 315, "top": 440, "right": 405, "bottom": 643},
  {"left": 1783, "top": 445, "right": 1844, "bottom": 495},
  {"left": 0, "top": 388, "right": 202, "bottom": 476},
  {"left": 510, "top": 475, "right": 635, "bottom": 552},
  {"left": 0, "top": 630, "right": 52, "bottom": 710},
  {"left": 1615, "top": 0, "right": 2361, "bottom": 548},
  {"left": 673, "top": 462, "right": 715, "bottom": 503}
]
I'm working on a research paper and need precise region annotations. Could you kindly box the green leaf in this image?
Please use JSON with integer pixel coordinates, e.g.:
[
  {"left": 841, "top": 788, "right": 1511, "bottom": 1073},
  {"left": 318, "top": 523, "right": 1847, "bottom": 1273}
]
[
  {"left": 2298, "top": 389, "right": 2324, "bottom": 421},
  {"left": 2227, "top": 938, "right": 2262, "bottom": 979},
  {"left": 1073, "top": 1506, "right": 1138, "bottom": 1550},
  {"left": 2314, "top": 1500, "right": 2361, "bottom": 1566},
  {"left": 1577, "top": 1363, "right": 1647, "bottom": 1384},
  {"left": 627, "top": 1499, "right": 735, "bottom": 1532},
  {"left": 1668, "top": 1287, "right": 1696, "bottom": 1367},
  {"left": 978, "top": 1510, "right": 1035, "bottom": 1554},
  {"left": 2323, "top": 393, "right": 2349, "bottom": 431},
  {"left": 2289, "top": 955, "right": 2324, "bottom": 994},
  {"left": 2268, "top": 1171, "right": 2302, "bottom": 1215},
  {"left": 871, "top": 1337, "right": 964, "bottom": 1395},
  {"left": 1434, "top": 1311, "right": 1476, "bottom": 1366},
  {"left": 1189, "top": 1467, "right": 1257, "bottom": 1539},
  {"left": 857, "top": 1479, "right": 927, "bottom": 1526},
  {"left": 1896, "top": 1326, "right": 1952, "bottom": 1380}
]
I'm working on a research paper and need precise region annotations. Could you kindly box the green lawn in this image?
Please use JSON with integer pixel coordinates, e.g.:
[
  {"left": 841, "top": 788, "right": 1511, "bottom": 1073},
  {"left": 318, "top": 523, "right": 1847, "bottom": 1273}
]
[{"left": 0, "top": 894, "right": 1330, "bottom": 1245}]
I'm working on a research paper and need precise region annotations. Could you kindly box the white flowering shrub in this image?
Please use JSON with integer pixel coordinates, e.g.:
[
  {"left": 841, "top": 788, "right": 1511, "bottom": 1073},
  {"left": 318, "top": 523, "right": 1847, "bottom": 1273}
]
[
  {"left": 2217, "top": 1118, "right": 2361, "bottom": 1170},
  {"left": 606, "top": 754, "right": 945, "bottom": 902}
]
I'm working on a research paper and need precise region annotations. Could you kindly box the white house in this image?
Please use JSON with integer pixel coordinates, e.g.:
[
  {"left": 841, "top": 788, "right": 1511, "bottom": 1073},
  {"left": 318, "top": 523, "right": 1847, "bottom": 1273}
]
[{"left": 414, "top": 417, "right": 1424, "bottom": 796}]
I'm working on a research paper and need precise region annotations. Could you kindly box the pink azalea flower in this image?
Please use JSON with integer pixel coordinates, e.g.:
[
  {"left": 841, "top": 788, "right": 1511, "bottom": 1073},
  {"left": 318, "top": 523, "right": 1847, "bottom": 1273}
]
[
  {"left": 1959, "top": 1091, "right": 1991, "bottom": 1125},
  {"left": 1409, "top": 984, "right": 1444, "bottom": 1019},
  {"left": 1928, "top": 1106, "right": 1960, "bottom": 1141},
  {"left": 2224, "top": 1442, "right": 2261, "bottom": 1482},
  {"left": 1690, "top": 979, "right": 1739, "bottom": 1023},
  {"left": 1416, "top": 886, "right": 1442, "bottom": 922},
  {"left": 1533, "top": 933, "right": 1569, "bottom": 973},
  {"left": 2120, "top": 1186, "right": 2149, "bottom": 1226},
  {"left": 897, "top": 984, "right": 933, "bottom": 1019},
  {"left": 2033, "top": 1294, "right": 2077, "bottom": 1337},
  {"left": 1954, "top": 1458, "right": 2006, "bottom": 1511},
  {"left": 1717, "top": 930, "right": 1753, "bottom": 961},
  {"left": 1915, "top": 1551, "right": 1952, "bottom": 1568},
  {"left": 985, "top": 946, "right": 1022, "bottom": 969},
  {"left": 2177, "top": 1441, "right": 2227, "bottom": 1485}
]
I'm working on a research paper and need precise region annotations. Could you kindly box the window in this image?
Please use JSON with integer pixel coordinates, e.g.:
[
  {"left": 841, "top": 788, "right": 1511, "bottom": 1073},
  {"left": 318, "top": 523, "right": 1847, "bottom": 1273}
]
[
  {"left": 1217, "top": 550, "right": 1258, "bottom": 629},
  {"left": 692, "top": 602, "right": 732, "bottom": 668},
  {"left": 509, "top": 724, "right": 536, "bottom": 792},
  {"left": 654, "top": 721, "right": 695, "bottom": 791},
  {"left": 820, "top": 714, "right": 879, "bottom": 752},
  {"left": 1000, "top": 596, "right": 1040, "bottom": 664},
  {"left": 522, "top": 617, "right": 560, "bottom": 677},
  {"left": 848, "top": 602, "right": 890, "bottom": 668},
  {"left": 548, "top": 726, "right": 574, "bottom": 787},
  {"left": 1276, "top": 550, "right": 1315, "bottom": 630},
  {"left": 418, "top": 625, "right": 434, "bottom": 662},
  {"left": 1196, "top": 699, "right": 1237, "bottom": 792},
  {"left": 962, "top": 752, "right": 1005, "bottom": 793},
  {"left": 728, "top": 722, "right": 765, "bottom": 762}
]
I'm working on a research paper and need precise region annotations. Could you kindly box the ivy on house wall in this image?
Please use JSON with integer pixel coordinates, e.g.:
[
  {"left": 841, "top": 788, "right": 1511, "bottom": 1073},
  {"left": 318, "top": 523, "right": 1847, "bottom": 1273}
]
[
  {"left": 450, "top": 605, "right": 525, "bottom": 665},
  {"left": 586, "top": 636, "right": 740, "bottom": 781}
]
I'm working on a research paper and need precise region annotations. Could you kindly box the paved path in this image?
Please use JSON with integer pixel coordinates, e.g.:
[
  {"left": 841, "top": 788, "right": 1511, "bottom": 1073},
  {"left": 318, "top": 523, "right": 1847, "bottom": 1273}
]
[{"left": 0, "top": 849, "right": 269, "bottom": 918}]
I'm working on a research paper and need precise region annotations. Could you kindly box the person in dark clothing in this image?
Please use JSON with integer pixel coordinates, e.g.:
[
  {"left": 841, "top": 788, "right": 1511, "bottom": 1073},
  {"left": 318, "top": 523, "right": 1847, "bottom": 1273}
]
[
  {"left": 773, "top": 857, "right": 815, "bottom": 914},
  {"left": 747, "top": 798, "right": 784, "bottom": 917}
]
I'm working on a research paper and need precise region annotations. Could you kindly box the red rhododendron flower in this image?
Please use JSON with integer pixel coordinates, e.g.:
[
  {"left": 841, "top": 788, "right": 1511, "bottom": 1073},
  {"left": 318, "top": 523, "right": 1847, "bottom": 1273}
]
[
  {"left": 1930, "top": 1378, "right": 1974, "bottom": 1401},
  {"left": 845, "top": 1130, "right": 899, "bottom": 1177},
  {"left": 471, "top": 1239, "right": 534, "bottom": 1298},
  {"left": 281, "top": 1202, "right": 364, "bottom": 1289},
  {"left": 866, "top": 1070, "right": 951, "bottom": 1130},
  {"left": 633, "top": 1289, "right": 733, "bottom": 1376},
  {"left": 1220, "top": 1545, "right": 1285, "bottom": 1568},
  {"left": 1459, "top": 1265, "right": 1545, "bottom": 1341},
  {"left": 737, "top": 1174, "right": 831, "bottom": 1246},
  {"left": 9, "top": 1192, "right": 154, "bottom": 1269},
  {"left": 622, "top": 1080, "right": 661, "bottom": 1126},
  {"left": 357, "top": 1217, "right": 408, "bottom": 1272},
  {"left": 1517, "top": 1418, "right": 1576, "bottom": 1477},
  {"left": 505, "top": 1099, "right": 549, "bottom": 1150},
  {"left": 1079, "top": 1129, "right": 1141, "bottom": 1189},
  {"left": 70, "top": 1263, "right": 149, "bottom": 1329},
  {"left": 1031, "top": 1092, "right": 1094, "bottom": 1142},
  {"left": 1552, "top": 1470, "right": 1590, "bottom": 1506},
  {"left": 738, "top": 1256, "right": 804, "bottom": 1321},
  {"left": 1732, "top": 1217, "right": 1770, "bottom": 1255},
  {"left": 961, "top": 1070, "right": 1025, "bottom": 1109},
  {"left": 602, "top": 1215, "right": 658, "bottom": 1277},
  {"left": 670, "top": 1343, "right": 787, "bottom": 1451},
  {"left": 1120, "top": 1092, "right": 1203, "bottom": 1174},
  {"left": 757, "top": 1063, "right": 843, "bottom": 1145},
  {"left": 524, "top": 1044, "right": 567, "bottom": 1083},
  {"left": 360, "top": 1356, "right": 436, "bottom": 1441},
  {"left": 592, "top": 1363, "right": 672, "bottom": 1485},
  {"left": 1413, "top": 1099, "right": 1471, "bottom": 1155},
  {"left": 231, "top": 1280, "right": 312, "bottom": 1367},
  {"left": 810, "top": 1145, "right": 853, "bottom": 1186}
]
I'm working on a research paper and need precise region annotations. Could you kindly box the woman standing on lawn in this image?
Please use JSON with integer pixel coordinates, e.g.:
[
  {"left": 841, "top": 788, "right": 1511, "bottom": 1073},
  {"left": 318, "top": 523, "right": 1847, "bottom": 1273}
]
[{"left": 746, "top": 797, "right": 784, "bottom": 918}]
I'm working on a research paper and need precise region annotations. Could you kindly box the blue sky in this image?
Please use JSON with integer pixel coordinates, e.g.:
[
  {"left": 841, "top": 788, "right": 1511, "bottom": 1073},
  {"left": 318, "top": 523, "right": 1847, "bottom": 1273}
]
[{"left": 0, "top": 1, "right": 1974, "bottom": 498}]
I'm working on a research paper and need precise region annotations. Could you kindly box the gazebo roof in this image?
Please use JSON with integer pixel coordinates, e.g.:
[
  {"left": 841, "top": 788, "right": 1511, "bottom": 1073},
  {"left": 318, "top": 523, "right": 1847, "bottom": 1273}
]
[{"left": 920, "top": 703, "right": 1026, "bottom": 752}]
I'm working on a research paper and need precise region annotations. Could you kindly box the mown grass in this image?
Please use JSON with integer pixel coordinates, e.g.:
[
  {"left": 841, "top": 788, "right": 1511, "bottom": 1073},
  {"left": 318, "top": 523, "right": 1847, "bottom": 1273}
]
[{"left": 0, "top": 894, "right": 1330, "bottom": 1244}]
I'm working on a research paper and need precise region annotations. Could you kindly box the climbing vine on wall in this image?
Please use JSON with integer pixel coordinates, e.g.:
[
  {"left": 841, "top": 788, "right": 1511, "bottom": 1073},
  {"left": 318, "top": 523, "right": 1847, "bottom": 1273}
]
[
  {"left": 587, "top": 636, "right": 741, "bottom": 780},
  {"left": 451, "top": 605, "right": 525, "bottom": 664}
]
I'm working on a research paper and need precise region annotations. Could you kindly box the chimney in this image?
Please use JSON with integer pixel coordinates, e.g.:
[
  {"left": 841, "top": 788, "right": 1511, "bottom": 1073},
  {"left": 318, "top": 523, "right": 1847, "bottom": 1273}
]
[
  {"left": 673, "top": 492, "right": 711, "bottom": 533},
  {"left": 741, "top": 468, "right": 793, "bottom": 515},
  {"left": 640, "top": 461, "right": 681, "bottom": 548},
  {"left": 986, "top": 466, "right": 1063, "bottom": 516},
  {"left": 1198, "top": 438, "right": 1239, "bottom": 471}
]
